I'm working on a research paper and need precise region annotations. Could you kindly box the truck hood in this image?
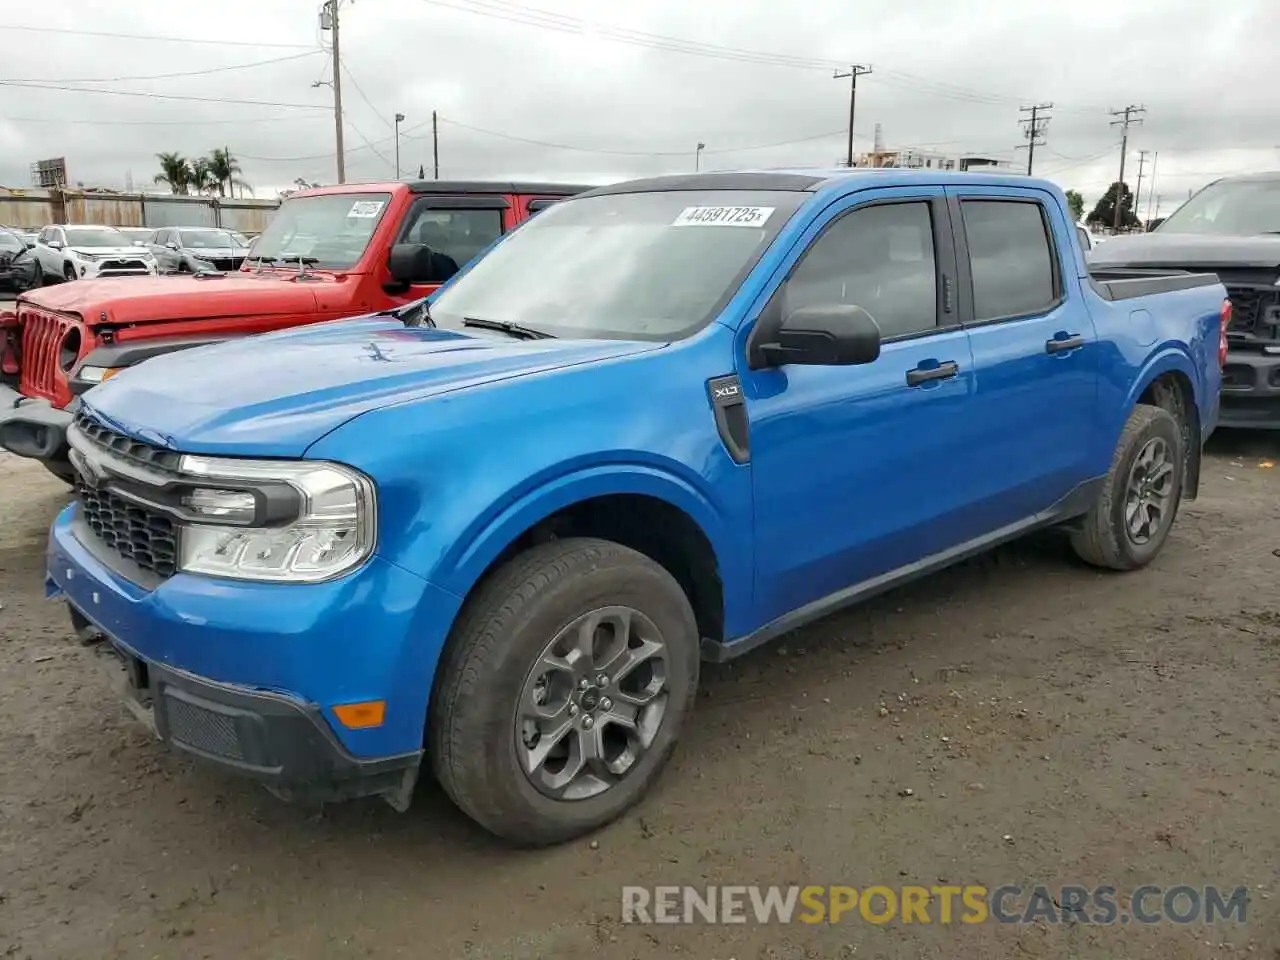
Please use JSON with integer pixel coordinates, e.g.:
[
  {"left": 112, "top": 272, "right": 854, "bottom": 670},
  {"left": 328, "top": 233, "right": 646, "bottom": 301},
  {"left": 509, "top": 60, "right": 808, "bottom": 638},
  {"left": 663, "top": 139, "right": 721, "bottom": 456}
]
[
  {"left": 1090, "top": 232, "right": 1280, "bottom": 270},
  {"left": 80, "top": 317, "right": 659, "bottom": 456},
  {"left": 21, "top": 272, "right": 326, "bottom": 325}
]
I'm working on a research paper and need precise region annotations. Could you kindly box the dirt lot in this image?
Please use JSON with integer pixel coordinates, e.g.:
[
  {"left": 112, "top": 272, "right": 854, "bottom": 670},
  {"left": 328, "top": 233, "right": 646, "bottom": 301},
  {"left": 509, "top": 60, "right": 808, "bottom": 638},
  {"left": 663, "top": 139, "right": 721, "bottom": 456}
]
[{"left": 1, "top": 436, "right": 1278, "bottom": 960}]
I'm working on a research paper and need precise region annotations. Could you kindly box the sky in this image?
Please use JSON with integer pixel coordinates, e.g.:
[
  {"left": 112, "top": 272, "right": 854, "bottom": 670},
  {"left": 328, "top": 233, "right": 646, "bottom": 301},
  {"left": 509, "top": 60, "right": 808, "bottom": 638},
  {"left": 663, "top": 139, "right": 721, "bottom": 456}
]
[{"left": 1, "top": 0, "right": 1277, "bottom": 218}]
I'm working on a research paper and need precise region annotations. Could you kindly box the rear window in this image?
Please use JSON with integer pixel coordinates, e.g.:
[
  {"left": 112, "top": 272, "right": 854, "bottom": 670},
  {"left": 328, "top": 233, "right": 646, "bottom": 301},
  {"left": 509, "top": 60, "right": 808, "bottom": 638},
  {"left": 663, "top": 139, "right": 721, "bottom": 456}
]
[{"left": 962, "top": 201, "right": 1058, "bottom": 321}]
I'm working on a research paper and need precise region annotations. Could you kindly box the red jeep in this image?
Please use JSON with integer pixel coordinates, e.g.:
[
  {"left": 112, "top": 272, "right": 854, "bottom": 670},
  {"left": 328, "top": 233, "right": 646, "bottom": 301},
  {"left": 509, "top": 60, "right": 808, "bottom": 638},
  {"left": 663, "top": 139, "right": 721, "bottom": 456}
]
[{"left": 0, "top": 179, "right": 586, "bottom": 478}]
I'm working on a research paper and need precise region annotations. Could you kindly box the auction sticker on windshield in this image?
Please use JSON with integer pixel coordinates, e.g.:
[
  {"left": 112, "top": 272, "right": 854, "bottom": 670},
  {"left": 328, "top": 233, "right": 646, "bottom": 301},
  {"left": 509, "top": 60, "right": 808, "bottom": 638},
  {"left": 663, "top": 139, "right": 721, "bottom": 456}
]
[
  {"left": 347, "top": 200, "right": 385, "bottom": 219},
  {"left": 672, "top": 206, "right": 775, "bottom": 228}
]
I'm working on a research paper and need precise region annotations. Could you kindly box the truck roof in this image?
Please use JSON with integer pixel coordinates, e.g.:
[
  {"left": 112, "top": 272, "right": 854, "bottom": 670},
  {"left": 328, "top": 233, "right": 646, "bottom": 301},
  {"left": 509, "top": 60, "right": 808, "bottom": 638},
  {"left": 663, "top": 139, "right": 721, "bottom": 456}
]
[
  {"left": 297, "top": 179, "right": 593, "bottom": 198},
  {"left": 579, "top": 168, "right": 1060, "bottom": 198}
]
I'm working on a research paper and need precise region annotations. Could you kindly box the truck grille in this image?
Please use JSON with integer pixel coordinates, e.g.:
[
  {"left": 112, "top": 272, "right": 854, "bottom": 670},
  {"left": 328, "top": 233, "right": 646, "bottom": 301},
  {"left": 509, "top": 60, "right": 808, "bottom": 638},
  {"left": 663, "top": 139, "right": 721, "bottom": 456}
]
[
  {"left": 99, "top": 260, "right": 150, "bottom": 276},
  {"left": 17, "top": 306, "right": 77, "bottom": 401},
  {"left": 76, "top": 481, "right": 179, "bottom": 578},
  {"left": 72, "top": 410, "right": 183, "bottom": 579},
  {"left": 1224, "top": 286, "right": 1280, "bottom": 339}
]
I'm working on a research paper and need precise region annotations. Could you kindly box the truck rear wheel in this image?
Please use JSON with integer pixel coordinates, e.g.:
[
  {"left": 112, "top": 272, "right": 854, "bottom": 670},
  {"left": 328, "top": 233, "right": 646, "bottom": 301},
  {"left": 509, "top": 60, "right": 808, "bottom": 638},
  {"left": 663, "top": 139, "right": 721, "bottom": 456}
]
[
  {"left": 1070, "top": 404, "right": 1184, "bottom": 570},
  {"left": 429, "top": 538, "right": 700, "bottom": 845}
]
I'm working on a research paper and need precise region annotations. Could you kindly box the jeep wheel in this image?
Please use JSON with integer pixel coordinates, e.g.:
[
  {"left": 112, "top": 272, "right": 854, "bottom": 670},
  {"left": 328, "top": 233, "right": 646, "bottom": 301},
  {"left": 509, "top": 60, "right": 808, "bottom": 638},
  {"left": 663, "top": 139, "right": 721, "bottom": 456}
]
[
  {"left": 1070, "top": 404, "right": 1185, "bottom": 570},
  {"left": 430, "top": 538, "right": 700, "bottom": 845}
]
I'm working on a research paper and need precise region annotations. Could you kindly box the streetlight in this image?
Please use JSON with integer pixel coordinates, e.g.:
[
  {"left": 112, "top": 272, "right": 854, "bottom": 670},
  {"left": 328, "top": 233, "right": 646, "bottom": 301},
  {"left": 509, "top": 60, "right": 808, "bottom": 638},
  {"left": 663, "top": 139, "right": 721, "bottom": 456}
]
[
  {"left": 394, "top": 112, "right": 405, "bottom": 179},
  {"left": 695, "top": 142, "right": 705, "bottom": 172}
]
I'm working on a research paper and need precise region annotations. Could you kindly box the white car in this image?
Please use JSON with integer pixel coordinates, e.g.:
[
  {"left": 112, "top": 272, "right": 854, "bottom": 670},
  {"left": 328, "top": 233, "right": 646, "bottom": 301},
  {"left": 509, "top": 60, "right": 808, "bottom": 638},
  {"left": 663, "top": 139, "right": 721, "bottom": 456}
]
[{"left": 31, "top": 224, "right": 158, "bottom": 284}]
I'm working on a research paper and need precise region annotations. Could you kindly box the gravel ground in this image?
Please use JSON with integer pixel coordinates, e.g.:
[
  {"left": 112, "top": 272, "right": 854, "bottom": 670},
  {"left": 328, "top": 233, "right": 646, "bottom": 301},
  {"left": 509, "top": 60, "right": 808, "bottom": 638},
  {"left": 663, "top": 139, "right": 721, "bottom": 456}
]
[{"left": 1, "top": 435, "right": 1278, "bottom": 960}]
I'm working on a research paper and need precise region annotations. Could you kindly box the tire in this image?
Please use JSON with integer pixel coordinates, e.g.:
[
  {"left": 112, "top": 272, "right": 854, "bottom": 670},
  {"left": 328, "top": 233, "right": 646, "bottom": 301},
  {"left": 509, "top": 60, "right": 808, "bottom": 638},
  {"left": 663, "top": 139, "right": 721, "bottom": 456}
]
[
  {"left": 429, "top": 538, "right": 700, "bottom": 846},
  {"left": 1070, "top": 404, "right": 1184, "bottom": 571},
  {"left": 62, "top": 262, "right": 76, "bottom": 282}
]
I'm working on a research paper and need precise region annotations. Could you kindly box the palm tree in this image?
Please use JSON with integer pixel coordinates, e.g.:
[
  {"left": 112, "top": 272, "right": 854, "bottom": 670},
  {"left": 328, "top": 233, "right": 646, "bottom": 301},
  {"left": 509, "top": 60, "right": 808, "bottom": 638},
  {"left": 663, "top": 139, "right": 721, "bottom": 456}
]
[
  {"left": 153, "top": 152, "right": 192, "bottom": 196},
  {"left": 189, "top": 157, "right": 218, "bottom": 196},
  {"left": 206, "top": 148, "right": 252, "bottom": 198}
]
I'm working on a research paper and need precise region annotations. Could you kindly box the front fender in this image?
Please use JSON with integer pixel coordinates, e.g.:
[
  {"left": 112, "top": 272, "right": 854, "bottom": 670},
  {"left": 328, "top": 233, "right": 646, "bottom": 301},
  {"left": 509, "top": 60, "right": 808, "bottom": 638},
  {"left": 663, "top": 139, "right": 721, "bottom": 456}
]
[{"left": 439, "top": 461, "right": 742, "bottom": 604}]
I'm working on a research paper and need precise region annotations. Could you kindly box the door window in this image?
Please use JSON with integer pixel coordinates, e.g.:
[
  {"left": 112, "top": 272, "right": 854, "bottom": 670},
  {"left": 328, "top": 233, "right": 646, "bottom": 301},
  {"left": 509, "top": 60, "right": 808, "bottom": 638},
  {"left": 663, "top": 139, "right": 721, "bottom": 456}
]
[
  {"left": 784, "top": 201, "right": 938, "bottom": 339},
  {"left": 961, "top": 200, "right": 1059, "bottom": 321},
  {"left": 399, "top": 207, "right": 504, "bottom": 282}
]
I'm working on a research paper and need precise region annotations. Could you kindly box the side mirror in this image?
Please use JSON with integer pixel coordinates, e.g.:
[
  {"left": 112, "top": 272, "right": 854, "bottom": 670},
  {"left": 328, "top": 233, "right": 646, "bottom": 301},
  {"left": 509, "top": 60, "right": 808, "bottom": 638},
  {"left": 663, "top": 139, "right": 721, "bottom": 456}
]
[
  {"left": 48, "top": 239, "right": 63, "bottom": 250},
  {"left": 388, "top": 243, "right": 448, "bottom": 284},
  {"left": 760, "top": 304, "right": 882, "bottom": 367},
  {"left": 165, "top": 241, "right": 179, "bottom": 250},
  {"left": 24, "top": 239, "right": 34, "bottom": 249}
]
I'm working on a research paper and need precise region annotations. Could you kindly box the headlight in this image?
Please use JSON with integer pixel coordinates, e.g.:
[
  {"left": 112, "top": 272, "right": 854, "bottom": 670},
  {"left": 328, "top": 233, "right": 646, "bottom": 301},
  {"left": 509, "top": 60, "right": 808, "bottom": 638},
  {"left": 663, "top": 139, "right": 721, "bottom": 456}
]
[
  {"left": 75, "top": 252, "right": 102, "bottom": 261},
  {"left": 176, "top": 456, "right": 376, "bottom": 582},
  {"left": 76, "top": 365, "right": 122, "bottom": 384}
]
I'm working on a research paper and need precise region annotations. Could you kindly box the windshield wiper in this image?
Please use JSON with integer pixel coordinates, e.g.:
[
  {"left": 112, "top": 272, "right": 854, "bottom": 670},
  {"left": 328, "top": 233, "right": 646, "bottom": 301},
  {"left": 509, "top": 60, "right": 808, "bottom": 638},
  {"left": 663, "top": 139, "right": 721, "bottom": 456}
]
[{"left": 462, "top": 316, "right": 555, "bottom": 340}]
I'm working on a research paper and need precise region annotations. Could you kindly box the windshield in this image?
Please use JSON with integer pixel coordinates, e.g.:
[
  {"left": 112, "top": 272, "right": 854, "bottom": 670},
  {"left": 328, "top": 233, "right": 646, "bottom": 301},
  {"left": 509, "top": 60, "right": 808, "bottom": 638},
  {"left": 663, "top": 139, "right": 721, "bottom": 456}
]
[
  {"left": 430, "top": 190, "right": 804, "bottom": 340},
  {"left": 65, "top": 227, "right": 129, "bottom": 247},
  {"left": 181, "top": 229, "right": 239, "bottom": 249},
  {"left": 248, "top": 192, "right": 391, "bottom": 269},
  {"left": 1157, "top": 179, "right": 1280, "bottom": 236}
]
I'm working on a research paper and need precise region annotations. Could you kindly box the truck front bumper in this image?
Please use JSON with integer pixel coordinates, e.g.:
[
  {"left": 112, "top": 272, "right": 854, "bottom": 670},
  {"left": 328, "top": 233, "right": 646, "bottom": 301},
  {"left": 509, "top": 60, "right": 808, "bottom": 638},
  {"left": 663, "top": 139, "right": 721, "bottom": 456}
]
[
  {"left": 46, "top": 504, "right": 464, "bottom": 807},
  {"left": 0, "top": 384, "right": 73, "bottom": 462},
  {"left": 1221, "top": 349, "right": 1280, "bottom": 429}
]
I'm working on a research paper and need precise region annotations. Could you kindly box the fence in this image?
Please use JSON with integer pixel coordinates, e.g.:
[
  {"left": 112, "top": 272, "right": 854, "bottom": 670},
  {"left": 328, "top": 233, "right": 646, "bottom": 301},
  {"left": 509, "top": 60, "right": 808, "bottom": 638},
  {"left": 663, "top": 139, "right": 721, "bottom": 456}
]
[{"left": 0, "top": 188, "right": 279, "bottom": 233}]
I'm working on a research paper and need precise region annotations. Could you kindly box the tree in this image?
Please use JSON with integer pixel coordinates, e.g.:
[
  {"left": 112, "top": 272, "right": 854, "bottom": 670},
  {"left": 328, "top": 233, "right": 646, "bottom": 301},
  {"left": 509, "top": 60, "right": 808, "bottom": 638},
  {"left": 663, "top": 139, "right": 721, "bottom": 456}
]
[
  {"left": 1064, "top": 189, "right": 1085, "bottom": 224},
  {"left": 153, "top": 152, "right": 192, "bottom": 196},
  {"left": 206, "top": 148, "right": 252, "bottom": 198},
  {"left": 189, "top": 157, "right": 218, "bottom": 196},
  {"left": 1086, "top": 181, "right": 1140, "bottom": 231}
]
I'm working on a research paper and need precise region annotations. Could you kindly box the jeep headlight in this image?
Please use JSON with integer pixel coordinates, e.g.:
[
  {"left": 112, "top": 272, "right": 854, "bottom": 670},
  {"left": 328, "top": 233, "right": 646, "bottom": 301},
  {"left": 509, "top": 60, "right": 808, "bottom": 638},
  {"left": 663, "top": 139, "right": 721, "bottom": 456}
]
[{"left": 176, "top": 456, "right": 376, "bottom": 582}]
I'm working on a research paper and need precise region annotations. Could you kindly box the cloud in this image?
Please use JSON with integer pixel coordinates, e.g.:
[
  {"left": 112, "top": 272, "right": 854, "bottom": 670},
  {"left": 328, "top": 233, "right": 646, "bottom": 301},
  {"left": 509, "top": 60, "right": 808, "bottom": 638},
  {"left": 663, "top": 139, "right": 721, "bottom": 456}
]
[{"left": 0, "top": 0, "right": 1276, "bottom": 216}]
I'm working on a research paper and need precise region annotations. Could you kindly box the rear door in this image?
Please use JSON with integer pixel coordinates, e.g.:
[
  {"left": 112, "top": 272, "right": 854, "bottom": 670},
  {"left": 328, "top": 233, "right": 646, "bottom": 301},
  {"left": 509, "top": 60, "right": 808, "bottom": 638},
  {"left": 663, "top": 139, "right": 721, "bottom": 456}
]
[{"left": 946, "top": 186, "right": 1100, "bottom": 525}]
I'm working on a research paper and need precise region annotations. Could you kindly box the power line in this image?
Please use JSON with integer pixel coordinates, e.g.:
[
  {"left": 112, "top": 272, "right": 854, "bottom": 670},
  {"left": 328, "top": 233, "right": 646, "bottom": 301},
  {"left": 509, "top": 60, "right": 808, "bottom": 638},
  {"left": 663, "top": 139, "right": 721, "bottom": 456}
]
[
  {"left": 0, "top": 81, "right": 331, "bottom": 110},
  {"left": 0, "top": 23, "right": 316, "bottom": 48},
  {"left": 0, "top": 114, "right": 320, "bottom": 127},
  {"left": 0, "top": 50, "right": 322, "bottom": 85},
  {"left": 339, "top": 59, "right": 396, "bottom": 131},
  {"left": 426, "top": 116, "right": 849, "bottom": 157}
]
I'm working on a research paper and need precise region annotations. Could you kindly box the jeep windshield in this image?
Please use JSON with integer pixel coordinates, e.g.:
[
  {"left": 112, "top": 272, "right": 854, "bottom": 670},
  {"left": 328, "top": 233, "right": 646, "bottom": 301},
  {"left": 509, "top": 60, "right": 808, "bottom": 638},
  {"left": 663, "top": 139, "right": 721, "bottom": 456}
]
[
  {"left": 428, "top": 190, "right": 805, "bottom": 341},
  {"left": 248, "top": 192, "right": 391, "bottom": 270},
  {"left": 1157, "top": 178, "right": 1280, "bottom": 236}
]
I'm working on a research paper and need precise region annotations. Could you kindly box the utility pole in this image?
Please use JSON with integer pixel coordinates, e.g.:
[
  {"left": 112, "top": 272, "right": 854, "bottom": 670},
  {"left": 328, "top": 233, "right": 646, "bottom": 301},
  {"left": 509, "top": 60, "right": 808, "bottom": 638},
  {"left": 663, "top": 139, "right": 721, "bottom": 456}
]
[
  {"left": 320, "top": 0, "right": 346, "bottom": 183},
  {"left": 394, "top": 112, "right": 404, "bottom": 179},
  {"left": 1109, "top": 104, "right": 1145, "bottom": 232},
  {"left": 432, "top": 110, "right": 439, "bottom": 179},
  {"left": 833, "top": 65, "right": 872, "bottom": 167},
  {"left": 1134, "top": 149, "right": 1150, "bottom": 223},
  {"left": 695, "top": 142, "right": 705, "bottom": 171},
  {"left": 1017, "top": 102, "right": 1053, "bottom": 175},
  {"left": 1145, "top": 151, "right": 1159, "bottom": 224}
]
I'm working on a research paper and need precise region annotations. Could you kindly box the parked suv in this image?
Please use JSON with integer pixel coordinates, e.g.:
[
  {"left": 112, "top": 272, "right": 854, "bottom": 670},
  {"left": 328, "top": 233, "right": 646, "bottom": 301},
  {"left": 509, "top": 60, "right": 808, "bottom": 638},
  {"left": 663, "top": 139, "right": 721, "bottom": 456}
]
[
  {"left": 31, "top": 225, "right": 158, "bottom": 284},
  {"left": 147, "top": 227, "right": 248, "bottom": 274}
]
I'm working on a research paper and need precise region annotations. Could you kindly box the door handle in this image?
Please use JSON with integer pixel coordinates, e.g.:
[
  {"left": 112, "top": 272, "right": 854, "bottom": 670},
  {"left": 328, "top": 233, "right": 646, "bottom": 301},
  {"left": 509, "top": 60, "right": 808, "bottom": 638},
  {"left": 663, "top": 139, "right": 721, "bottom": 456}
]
[
  {"left": 905, "top": 360, "right": 959, "bottom": 386},
  {"left": 1045, "top": 334, "right": 1085, "bottom": 354}
]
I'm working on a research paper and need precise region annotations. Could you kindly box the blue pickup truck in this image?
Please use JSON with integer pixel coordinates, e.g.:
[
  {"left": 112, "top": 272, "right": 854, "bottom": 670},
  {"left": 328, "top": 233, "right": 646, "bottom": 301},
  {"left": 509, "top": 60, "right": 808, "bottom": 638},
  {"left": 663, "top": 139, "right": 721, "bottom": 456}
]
[{"left": 46, "top": 170, "right": 1227, "bottom": 845}]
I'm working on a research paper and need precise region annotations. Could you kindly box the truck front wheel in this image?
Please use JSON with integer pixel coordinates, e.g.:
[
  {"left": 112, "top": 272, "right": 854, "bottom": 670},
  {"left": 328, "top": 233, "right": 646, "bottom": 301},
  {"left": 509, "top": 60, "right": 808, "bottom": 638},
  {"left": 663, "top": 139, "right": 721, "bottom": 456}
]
[
  {"left": 1070, "top": 404, "right": 1185, "bottom": 570},
  {"left": 429, "top": 538, "right": 700, "bottom": 845}
]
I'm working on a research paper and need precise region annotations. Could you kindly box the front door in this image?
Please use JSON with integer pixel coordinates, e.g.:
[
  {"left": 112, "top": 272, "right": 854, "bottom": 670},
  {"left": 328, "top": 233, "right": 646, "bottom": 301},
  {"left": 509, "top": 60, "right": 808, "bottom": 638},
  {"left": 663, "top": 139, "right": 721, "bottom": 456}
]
[{"left": 743, "top": 188, "right": 980, "bottom": 627}]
